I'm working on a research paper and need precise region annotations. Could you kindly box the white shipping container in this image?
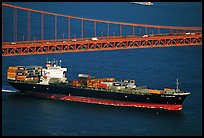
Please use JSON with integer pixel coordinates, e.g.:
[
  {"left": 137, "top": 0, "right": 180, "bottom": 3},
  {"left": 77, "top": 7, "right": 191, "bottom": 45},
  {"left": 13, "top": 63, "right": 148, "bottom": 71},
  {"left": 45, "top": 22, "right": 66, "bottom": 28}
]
[
  {"left": 78, "top": 74, "right": 89, "bottom": 78},
  {"left": 7, "top": 77, "right": 16, "bottom": 80},
  {"left": 101, "top": 82, "right": 114, "bottom": 87}
]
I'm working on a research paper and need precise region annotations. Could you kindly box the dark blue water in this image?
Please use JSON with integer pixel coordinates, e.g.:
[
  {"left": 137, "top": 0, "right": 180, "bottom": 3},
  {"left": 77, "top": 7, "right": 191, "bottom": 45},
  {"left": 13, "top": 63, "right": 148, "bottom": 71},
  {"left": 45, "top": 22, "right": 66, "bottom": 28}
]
[{"left": 2, "top": 2, "right": 202, "bottom": 136}]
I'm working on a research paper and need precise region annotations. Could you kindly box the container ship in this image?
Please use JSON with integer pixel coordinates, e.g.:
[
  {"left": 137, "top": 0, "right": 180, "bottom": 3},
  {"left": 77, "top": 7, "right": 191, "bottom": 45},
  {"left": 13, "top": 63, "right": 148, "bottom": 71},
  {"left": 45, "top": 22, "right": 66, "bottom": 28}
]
[
  {"left": 130, "top": 2, "right": 153, "bottom": 6},
  {"left": 7, "top": 60, "right": 190, "bottom": 111}
]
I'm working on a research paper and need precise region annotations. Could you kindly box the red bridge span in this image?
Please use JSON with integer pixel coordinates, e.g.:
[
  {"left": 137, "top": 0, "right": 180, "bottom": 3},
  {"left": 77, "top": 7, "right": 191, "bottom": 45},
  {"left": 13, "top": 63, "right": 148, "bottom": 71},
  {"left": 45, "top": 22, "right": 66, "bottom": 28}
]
[{"left": 2, "top": 3, "right": 202, "bottom": 56}]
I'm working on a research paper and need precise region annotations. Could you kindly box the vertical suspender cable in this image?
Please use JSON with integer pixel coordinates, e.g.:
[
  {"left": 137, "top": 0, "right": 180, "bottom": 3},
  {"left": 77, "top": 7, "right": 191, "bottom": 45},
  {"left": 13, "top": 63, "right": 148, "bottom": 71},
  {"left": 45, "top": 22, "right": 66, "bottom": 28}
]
[
  {"left": 16, "top": 9, "right": 17, "bottom": 41},
  {"left": 81, "top": 19, "right": 84, "bottom": 38},
  {"left": 68, "top": 17, "right": 70, "bottom": 39},
  {"left": 94, "top": 21, "right": 96, "bottom": 37},
  {"left": 14, "top": 9, "right": 16, "bottom": 41},
  {"left": 28, "top": 11, "right": 30, "bottom": 41},
  {"left": 132, "top": 26, "right": 134, "bottom": 36},
  {"left": 41, "top": 13, "right": 44, "bottom": 40},
  {"left": 107, "top": 23, "right": 109, "bottom": 37},
  {"left": 55, "top": 15, "right": 57, "bottom": 40},
  {"left": 120, "top": 24, "right": 122, "bottom": 36},
  {"left": 145, "top": 27, "right": 147, "bottom": 35}
]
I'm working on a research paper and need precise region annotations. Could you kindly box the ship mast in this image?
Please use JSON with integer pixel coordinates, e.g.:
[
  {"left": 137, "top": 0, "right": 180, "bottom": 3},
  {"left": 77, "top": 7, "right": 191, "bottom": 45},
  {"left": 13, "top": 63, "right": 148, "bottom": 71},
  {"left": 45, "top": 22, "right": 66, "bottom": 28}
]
[
  {"left": 176, "top": 78, "right": 180, "bottom": 92},
  {"left": 59, "top": 60, "right": 62, "bottom": 67}
]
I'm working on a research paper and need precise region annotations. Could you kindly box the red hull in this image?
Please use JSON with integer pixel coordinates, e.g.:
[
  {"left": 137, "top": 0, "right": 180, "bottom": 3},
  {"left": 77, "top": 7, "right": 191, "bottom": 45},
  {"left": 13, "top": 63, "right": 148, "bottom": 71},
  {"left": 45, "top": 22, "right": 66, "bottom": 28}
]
[{"left": 25, "top": 91, "right": 182, "bottom": 111}]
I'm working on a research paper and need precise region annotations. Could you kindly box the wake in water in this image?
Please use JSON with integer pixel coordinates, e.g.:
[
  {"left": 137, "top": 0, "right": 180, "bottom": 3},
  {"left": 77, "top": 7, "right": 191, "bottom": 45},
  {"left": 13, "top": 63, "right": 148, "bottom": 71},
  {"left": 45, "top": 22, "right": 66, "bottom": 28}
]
[
  {"left": 2, "top": 89, "right": 20, "bottom": 93},
  {"left": 2, "top": 85, "right": 20, "bottom": 93}
]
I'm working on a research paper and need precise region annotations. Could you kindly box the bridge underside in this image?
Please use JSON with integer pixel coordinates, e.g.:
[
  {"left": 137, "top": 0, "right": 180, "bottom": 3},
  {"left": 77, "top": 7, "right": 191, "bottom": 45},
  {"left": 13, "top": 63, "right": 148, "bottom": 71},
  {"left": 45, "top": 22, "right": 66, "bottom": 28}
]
[{"left": 2, "top": 34, "right": 202, "bottom": 56}]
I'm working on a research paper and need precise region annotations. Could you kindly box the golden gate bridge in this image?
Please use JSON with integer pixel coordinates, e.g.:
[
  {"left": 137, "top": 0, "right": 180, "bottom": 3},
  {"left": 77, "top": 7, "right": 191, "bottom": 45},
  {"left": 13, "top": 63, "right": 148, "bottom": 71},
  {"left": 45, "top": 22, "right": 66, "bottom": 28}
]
[{"left": 2, "top": 3, "right": 202, "bottom": 56}]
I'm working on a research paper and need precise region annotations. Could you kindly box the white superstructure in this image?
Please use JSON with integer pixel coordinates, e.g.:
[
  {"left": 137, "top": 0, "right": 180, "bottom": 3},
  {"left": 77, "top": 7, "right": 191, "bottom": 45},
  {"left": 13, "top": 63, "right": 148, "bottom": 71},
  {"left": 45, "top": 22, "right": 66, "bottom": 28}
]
[{"left": 39, "top": 60, "right": 68, "bottom": 85}]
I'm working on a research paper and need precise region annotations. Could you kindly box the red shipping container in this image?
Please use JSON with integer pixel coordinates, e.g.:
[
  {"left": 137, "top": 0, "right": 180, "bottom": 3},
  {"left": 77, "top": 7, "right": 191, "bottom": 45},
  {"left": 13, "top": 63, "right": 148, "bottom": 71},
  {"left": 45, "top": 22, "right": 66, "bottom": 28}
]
[{"left": 97, "top": 83, "right": 108, "bottom": 89}]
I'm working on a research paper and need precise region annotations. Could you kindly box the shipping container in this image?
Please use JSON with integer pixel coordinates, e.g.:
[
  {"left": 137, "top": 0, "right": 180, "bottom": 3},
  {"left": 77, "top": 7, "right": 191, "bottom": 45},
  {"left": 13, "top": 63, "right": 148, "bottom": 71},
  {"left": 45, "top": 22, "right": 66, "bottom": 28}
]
[
  {"left": 101, "top": 82, "right": 114, "bottom": 86},
  {"left": 43, "top": 76, "right": 48, "bottom": 79},
  {"left": 26, "top": 77, "right": 34, "bottom": 81},
  {"left": 148, "top": 89, "right": 161, "bottom": 94},
  {"left": 16, "top": 69, "right": 28, "bottom": 73},
  {"left": 164, "top": 88, "right": 172, "bottom": 91},
  {"left": 26, "top": 66, "right": 42, "bottom": 70},
  {"left": 18, "top": 66, "right": 26, "bottom": 70},
  {"left": 7, "top": 72, "right": 17, "bottom": 77},
  {"left": 8, "top": 68, "right": 18, "bottom": 73},
  {"left": 8, "top": 66, "right": 18, "bottom": 70},
  {"left": 28, "top": 70, "right": 35, "bottom": 73},
  {"left": 7, "top": 77, "right": 16, "bottom": 80},
  {"left": 113, "top": 82, "right": 122, "bottom": 86},
  {"left": 106, "top": 78, "right": 115, "bottom": 82},
  {"left": 16, "top": 72, "right": 27, "bottom": 76},
  {"left": 72, "top": 83, "right": 81, "bottom": 87},
  {"left": 16, "top": 75, "right": 26, "bottom": 80},
  {"left": 97, "top": 83, "right": 108, "bottom": 89},
  {"left": 78, "top": 74, "right": 90, "bottom": 78},
  {"left": 121, "top": 80, "right": 135, "bottom": 84},
  {"left": 33, "top": 77, "right": 39, "bottom": 81}
]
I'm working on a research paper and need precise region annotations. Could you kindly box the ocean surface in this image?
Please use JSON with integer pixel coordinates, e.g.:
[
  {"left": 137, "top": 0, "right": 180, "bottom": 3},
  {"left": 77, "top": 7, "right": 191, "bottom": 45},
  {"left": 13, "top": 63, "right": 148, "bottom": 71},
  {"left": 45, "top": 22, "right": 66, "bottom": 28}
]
[{"left": 2, "top": 2, "right": 202, "bottom": 136}]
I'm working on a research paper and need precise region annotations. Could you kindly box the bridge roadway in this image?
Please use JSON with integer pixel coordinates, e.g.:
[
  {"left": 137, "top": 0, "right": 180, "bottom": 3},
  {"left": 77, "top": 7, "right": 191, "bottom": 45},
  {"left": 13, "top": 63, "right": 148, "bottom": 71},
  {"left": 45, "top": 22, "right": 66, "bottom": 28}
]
[{"left": 2, "top": 32, "right": 202, "bottom": 56}]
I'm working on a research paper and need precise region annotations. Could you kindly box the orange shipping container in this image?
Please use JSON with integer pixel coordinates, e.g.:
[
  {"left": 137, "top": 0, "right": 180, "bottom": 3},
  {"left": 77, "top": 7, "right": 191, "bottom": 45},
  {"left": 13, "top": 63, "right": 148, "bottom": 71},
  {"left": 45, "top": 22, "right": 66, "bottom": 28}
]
[
  {"left": 97, "top": 83, "right": 108, "bottom": 89},
  {"left": 148, "top": 89, "right": 161, "bottom": 94},
  {"left": 7, "top": 77, "right": 16, "bottom": 80},
  {"left": 8, "top": 68, "right": 17, "bottom": 73},
  {"left": 106, "top": 78, "right": 115, "bottom": 82},
  {"left": 72, "top": 83, "right": 81, "bottom": 87},
  {"left": 33, "top": 77, "right": 39, "bottom": 81},
  {"left": 7, "top": 72, "right": 17, "bottom": 78},
  {"left": 164, "top": 88, "right": 172, "bottom": 91},
  {"left": 8, "top": 66, "right": 18, "bottom": 70},
  {"left": 26, "top": 77, "right": 33, "bottom": 81},
  {"left": 43, "top": 76, "right": 48, "bottom": 79},
  {"left": 16, "top": 75, "right": 26, "bottom": 80}
]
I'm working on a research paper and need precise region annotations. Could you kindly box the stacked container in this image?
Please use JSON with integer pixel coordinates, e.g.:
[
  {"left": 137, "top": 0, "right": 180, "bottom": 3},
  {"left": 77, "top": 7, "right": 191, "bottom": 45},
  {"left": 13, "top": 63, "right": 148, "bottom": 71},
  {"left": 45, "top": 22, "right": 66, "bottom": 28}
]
[
  {"left": 7, "top": 66, "right": 42, "bottom": 82},
  {"left": 78, "top": 74, "right": 90, "bottom": 86},
  {"left": 16, "top": 66, "right": 28, "bottom": 81},
  {"left": 71, "top": 80, "right": 81, "bottom": 87},
  {"left": 86, "top": 78, "right": 115, "bottom": 89},
  {"left": 26, "top": 66, "right": 42, "bottom": 82},
  {"left": 7, "top": 66, "right": 18, "bottom": 80},
  {"left": 148, "top": 89, "right": 161, "bottom": 94}
]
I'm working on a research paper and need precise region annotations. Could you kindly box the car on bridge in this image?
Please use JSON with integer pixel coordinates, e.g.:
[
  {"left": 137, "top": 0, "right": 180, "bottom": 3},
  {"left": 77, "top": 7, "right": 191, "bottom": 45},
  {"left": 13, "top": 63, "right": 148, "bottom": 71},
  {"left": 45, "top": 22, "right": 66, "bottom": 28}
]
[
  {"left": 71, "top": 39, "right": 77, "bottom": 42},
  {"left": 142, "top": 35, "right": 148, "bottom": 38},
  {"left": 91, "top": 37, "right": 98, "bottom": 41},
  {"left": 11, "top": 42, "right": 16, "bottom": 45}
]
